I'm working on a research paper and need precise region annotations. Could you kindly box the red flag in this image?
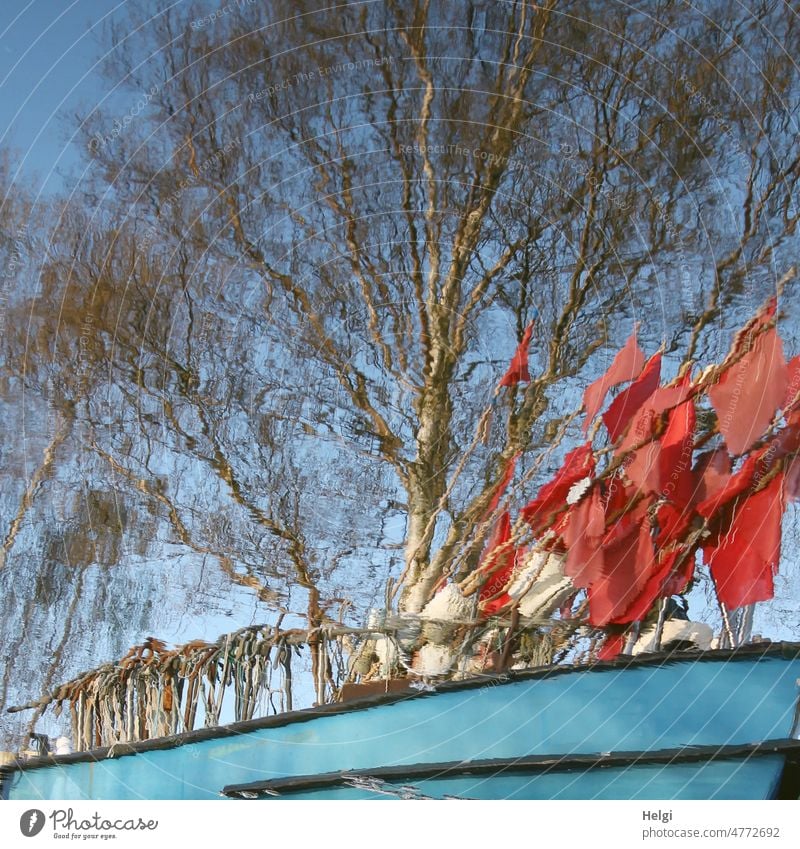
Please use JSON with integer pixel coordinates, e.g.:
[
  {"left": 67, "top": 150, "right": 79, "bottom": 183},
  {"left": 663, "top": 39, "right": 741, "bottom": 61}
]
[
  {"left": 602, "top": 491, "right": 649, "bottom": 548},
  {"left": 597, "top": 632, "right": 626, "bottom": 661},
  {"left": 616, "top": 544, "right": 694, "bottom": 624},
  {"left": 659, "top": 396, "right": 696, "bottom": 507},
  {"left": 692, "top": 449, "right": 732, "bottom": 507},
  {"left": 611, "top": 556, "right": 672, "bottom": 625},
  {"left": 603, "top": 353, "right": 662, "bottom": 443},
  {"left": 477, "top": 511, "right": 513, "bottom": 575},
  {"left": 696, "top": 452, "right": 759, "bottom": 518},
  {"left": 708, "top": 323, "right": 787, "bottom": 455},
  {"left": 602, "top": 474, "right": 637, "bottom": 518},
  {"left": 616, "top": 377, "right": 694, "bottom": 497},
  {"left": 562, "top": 487, "right": 604, "bottom": 588},
  {"left": 589, "top": 503, "right": 655, "bottom": 626},
  {"left": 582, "top": 331, "right": 646, "bottom": 433},
  {"left": 498, "top": 322, "right": 534, "bottom": 388},
  {"left": 478, "top": 511, "right": 516, "bottom": 614},
  {"left": 481, "top": 588, "right": 514, "bottom": 617},
  {"left": 662, "top": 548, "right": 697, "bottom": 597},
  {"left": 521, "top": 442, "right": 595, "bottom": 536},
  {"left": 618, "top": 380, "right": 693, "bottom": 454},
  {"left": 613, "top": 500, "right": 697, "bottom": 624},
  {"left": 624, "top": 440, "right": 662, "bottom": 495},
  {"left": 703, "top": 472, "right": 783, "bottom": 608},
  {"left": 655, "top": 502, "right": 693, "bottom": 549}
]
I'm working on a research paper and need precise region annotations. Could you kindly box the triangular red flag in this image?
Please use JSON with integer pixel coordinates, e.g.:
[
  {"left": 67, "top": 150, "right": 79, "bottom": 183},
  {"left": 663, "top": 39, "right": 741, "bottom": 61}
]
[
  {"left": 521, "top": 442, "right": 595, "bottom": 536},
  {"left": 692, "top": 449, "right": 732, "bottom": 508},
  {"left": 597, "top": 632, "right": 626, "bottom": 660},
  {"left": 498, "top": 322, "right": 534, "bottom": 388},
  {"left": 562, "top": 487, "right": 604, "bottom": 588},
  {"left": 618, "top": 380, "right": 693, "bottom": 455},
  {"left": 659, "top": 395, "right": 696, "bottom": 507},
  {"left": 602, "top": 353, "right": 662, "bottom": 443},
  {"left": 703, "top": 472, "right": 783, "bottom": 608},
  {"left": 696, "top": 452, "right": 760, "bottom": 518},
  {"left": 589, "top": 502, "right": 655, "bottom": 626},
  {"left": 708, "top": 322, "right": 787, "bottom": 455},
  {"left": 478, "top": 510, "right": 512, "bottom": 565},
  {"left": 582, "top": 331, "right": 646, "bottom": 433},
  {"left": 616, "top": 376, "right": 694, "bottom": 496}
]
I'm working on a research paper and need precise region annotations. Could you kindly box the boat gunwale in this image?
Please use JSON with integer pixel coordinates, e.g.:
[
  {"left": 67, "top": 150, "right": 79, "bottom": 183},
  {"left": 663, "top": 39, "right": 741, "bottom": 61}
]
[
  {"left": 2, "top": 641, "right": 799, "bottom": 781},
  {"left": 221, "top": 737, "right": 800, "bottom": 798}
]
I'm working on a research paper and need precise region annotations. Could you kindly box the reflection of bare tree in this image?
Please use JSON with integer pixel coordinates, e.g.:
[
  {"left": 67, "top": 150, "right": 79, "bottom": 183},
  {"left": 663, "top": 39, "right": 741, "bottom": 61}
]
[{"left": 2, "top": 1, "right": 800, "bottom": 745}]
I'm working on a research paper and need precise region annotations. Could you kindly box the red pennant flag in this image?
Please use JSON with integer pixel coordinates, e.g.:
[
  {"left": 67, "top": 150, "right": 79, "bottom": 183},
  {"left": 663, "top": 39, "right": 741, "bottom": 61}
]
[
  {"left": 521, "top": 442, "right": 595, "bottom": 536},
  {"left": 597, "top": 632, "right": 626, "bottom": 661},
  {"left": 603, "top": 353, "right": 662, "bottom": 443},
  {"left": 611, "top": 557, "right": 671, "bottom": 625},
  {"left": 655, "top": 502, "right": 693, "bottom": 549},
  {"left": 662, "top": 547, "right": 697, "bottom": 597},
  {"left": 481, "top": 588, "right": 514, "bottom": 617},
  {"left": 562, "top": 487, "right": 605, "bottom": 588},
  {"left": 696, "top": 452, "right": 760, "bottom": 518},
  {"left": 659, "top": 396, "right": 696, "bottom": 507},
  {"left": 478, "top": 511, "right": 516, "bottom": 614},
  {"left": 498, "top": 322, "right": 534, "bottom": 388},
  {"left": 602, "top": 493, "right": 649, "bottom": 548},
  {"left": 478, "top": 511, "right": 513, "bottom": 575},
  {"left": 708, "top": 323, "right": 787, "bottom": 455},
  {"left": 614, "top": 498, "right": 697, "bottom": 624},
  {"left": 582, "top": 331, "right": 646, "bottom": 433},
  {"left": 618, "top": 380, "right": 693, "bottom": 454},
  {"left": 617, "top": 545, "right": 693, "bottom": 625},
  {"left": 692, "top": 449, "right": 732, "bottom": 508},
  {"left": 624, "top": 440, "right": 662, "bottom": 495},
  {"left": 703, "top": 472, "right": 783, "bottom": 608},
  {"left": 602, "top": 474, "right": 637, "bottom": 518},
  {"left": 616, "top": 377, "right": 694, "bottom": 497},
  {"left": 589, "top": 503, "right": 655, "bottom": 626}
]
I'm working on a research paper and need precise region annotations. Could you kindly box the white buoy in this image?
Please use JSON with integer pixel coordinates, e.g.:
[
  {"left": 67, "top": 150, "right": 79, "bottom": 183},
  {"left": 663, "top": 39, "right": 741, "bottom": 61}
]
[
  {"left": 54, "top": 736, "right": 73, "bottom": 755},
  {"left": 421, "top": 583, "right": 473, "bottom": 622},
  {"left": 632, "top": 620, "right": 713, "bottom": 655}
]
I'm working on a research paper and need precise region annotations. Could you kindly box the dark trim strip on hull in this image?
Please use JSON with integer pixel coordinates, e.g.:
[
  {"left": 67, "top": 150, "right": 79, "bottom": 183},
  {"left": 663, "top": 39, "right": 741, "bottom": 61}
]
[
  {"left": 2, "top": 642, "right": 799, "bottom": 782},
  {"left": 222, "top": 739, "right": 800, "bottom": 799}
]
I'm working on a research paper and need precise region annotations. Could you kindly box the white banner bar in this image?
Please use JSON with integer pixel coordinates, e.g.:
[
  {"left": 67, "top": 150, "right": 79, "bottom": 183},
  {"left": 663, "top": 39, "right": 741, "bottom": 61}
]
[{"left": 0, "top": 801, "right": 797, "bottom": 848}]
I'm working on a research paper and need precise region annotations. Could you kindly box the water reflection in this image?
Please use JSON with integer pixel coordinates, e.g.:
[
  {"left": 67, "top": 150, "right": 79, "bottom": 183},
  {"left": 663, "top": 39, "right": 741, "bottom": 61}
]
[{"left": 2, "top": 0, "right": 800, "bottom": 751}]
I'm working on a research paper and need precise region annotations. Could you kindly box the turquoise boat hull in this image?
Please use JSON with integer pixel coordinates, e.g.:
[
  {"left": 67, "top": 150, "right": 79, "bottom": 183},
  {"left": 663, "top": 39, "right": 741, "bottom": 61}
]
[{"left": 3, "top": 644, "right": 799, "bottom": 800}]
